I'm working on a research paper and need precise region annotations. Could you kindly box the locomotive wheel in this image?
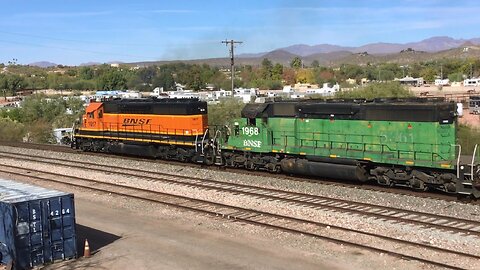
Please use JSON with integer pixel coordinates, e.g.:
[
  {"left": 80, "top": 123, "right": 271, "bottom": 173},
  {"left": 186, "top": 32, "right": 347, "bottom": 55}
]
[
  {"left": 177, "top": 155, "right": 187, "bottom": 162},
  {"left": 246, "top": 160, "right": 255, "bottom": 170},
  {"left": 204, "top": 149, "right": 215, "bottom": 166}
]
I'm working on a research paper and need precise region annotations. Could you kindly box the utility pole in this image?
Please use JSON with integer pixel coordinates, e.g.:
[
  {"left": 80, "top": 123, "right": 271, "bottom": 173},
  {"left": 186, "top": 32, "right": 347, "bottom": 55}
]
[{"left": 222, "top": 39, "right": 243, "bottom": 92}]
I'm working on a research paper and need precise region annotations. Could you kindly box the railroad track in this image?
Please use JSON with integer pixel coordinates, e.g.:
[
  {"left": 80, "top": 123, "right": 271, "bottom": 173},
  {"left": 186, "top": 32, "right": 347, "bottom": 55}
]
[
  {"left": 0, "top": 164, "right": 478, "bottom": 270},
  {"left": 0, "top": 150, "right": 479, "bottom": 238},
  {"left": 0, "top": 141, "right": 465, "bottom": 203}
]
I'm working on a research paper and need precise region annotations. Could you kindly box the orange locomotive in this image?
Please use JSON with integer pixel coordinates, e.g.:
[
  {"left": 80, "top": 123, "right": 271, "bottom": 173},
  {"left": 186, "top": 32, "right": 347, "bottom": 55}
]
[{"left": 73, "top": 98, "right": 210, "bottom": 160}]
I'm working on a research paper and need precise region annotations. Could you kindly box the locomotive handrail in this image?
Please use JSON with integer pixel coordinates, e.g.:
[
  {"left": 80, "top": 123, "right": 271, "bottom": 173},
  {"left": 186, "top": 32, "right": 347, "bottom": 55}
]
[
  {"left": 213, "top": 130, "right": 222, "bottom": 155},
  {"left": 201, "top": 128, "right": 209, "bottom": 154},
  {"left": 452, "top": 144, "right": 461, "bottom": 178},
  {"left": 195, "top": 134, "right": 199, "bottom": 153},
  {"left": 471, "top": 144, "right": 478, "bottom": 178}
]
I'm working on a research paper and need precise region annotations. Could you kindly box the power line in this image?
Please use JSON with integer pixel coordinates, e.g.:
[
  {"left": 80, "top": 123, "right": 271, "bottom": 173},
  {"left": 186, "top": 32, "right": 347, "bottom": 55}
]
[
  {"left": 221, "top": 39, "right": 242, "bottom": 92},
  {"left": 0, "top": 30, "right": 219, "bottom": 48},
  {"left": 0, "top": 39, "right": 155, "bottom": 60}
]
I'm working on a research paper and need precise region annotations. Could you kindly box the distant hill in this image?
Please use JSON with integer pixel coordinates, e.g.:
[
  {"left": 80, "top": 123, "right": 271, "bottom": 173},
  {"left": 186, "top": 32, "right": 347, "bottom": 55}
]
[
  {"left": 82, "top": 36, "right": 480, "bottom": 68},
  {"left": 261, "top": 50, "right": 299, "bottom": 65},
  {"left": 78, "top": 61, "right": 126, "bottom": 66},
  {"left": 80, "top": 62, "right": 103, "bottom": 66},
  {"left": 282, "top": 44, "right": 354, "bottom": 56},
  {"left": 28, "top": 61, "right": 57, "bottom": 68},
  {"left": 129, "top": 44, "right": 480, "bottom": 68},
  {"left": 239, "top": 36, "right": 480, "bottom": 58}
]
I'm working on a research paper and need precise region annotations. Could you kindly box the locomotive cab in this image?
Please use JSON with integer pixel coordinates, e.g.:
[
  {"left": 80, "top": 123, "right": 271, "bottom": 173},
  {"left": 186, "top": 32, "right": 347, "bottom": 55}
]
[
  {"left": 82, "top": 102, "right": 104, "bottom": 129},
  {"left": 224, "top": 117, "right": 270, "bottom": 152}
]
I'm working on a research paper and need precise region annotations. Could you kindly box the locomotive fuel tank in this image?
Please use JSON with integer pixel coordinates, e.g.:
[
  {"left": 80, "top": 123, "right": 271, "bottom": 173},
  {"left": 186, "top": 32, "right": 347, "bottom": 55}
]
[{"left": 280, "top": 158, "right": 368, "bottom": 182}]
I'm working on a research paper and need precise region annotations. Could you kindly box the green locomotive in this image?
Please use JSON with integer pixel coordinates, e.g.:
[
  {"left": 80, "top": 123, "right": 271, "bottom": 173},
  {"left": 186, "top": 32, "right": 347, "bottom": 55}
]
[{"left": 220, "top": 99, "right": 480, "bottom": 199}]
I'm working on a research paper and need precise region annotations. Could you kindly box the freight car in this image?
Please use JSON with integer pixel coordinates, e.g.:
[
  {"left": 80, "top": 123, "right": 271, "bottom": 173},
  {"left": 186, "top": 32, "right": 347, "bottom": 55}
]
[{"left": 72, "top": 98, "right": 480, "bottom": 199}]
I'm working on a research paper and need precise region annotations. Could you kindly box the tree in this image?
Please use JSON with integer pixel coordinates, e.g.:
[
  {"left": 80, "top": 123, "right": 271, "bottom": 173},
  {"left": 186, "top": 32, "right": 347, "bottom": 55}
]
[
  {"left": 208, "top": 98, "right": 245, "bottom": 126},
  {"left": 137, "top": 66, "right": 157, "bottom": 84},
  {"left": 185, "top": 65, "right": 204, "bottom": 90},
  {"left": 79, "top": 67, "right": 95, "bottom": 80},
  {"left": 239, "top": 65, "right": 256, "bottom": 87},
  {"left": 0, "top": 74, "right": 7, "bottom": 100},
  {"left": 97, "top": 70, "right": 128, "bottom": 90},
  {"left": 448, "top": 72, "right": 463, "bottom": 83},
  {"left": 295, "top": 69, "right": 315, "bottom": 83},
  {"left": 290, "top": 57, "right": 302, "bottom": 69},
  {"left": 339, "top": 64, "right": 364, "bottom": 81},
  {"left": 6, "top": 75, "right": 26, "bottom": 96},
  {"left": 261, "top": 58, "right": 273, "bottom": 80},
  {"left": 152, "top": 70, "right": 176, "bottom": 91},
  {"left": 311, "top": 60, "right": 320, "bottom": 68},
  {"left": 282, "top": 68, "right": 296, "bottom": 85},
  {"left": 65, "top": 69, "right": 77, "bottom": 77},
  {"left": 272, "top": 63, "right": 283, "bottom": 81},
  {"left": 0, "top": 118, "right": 25, "bottom": 142},
  {"left": 314, "top": 69, "right": 335, "bottom": 85},
  {"left": 420, "top": 67, "right": 437, "bottom": 82}
]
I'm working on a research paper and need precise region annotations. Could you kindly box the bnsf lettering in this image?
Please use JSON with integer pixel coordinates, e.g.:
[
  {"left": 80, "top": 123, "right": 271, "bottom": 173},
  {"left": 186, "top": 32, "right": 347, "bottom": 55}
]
[
  {"left": 123, "top": 118, "right": 152, "bottom": 125},
  {"left": 243, "top": 140, "right": 262, "bottom": 148}
]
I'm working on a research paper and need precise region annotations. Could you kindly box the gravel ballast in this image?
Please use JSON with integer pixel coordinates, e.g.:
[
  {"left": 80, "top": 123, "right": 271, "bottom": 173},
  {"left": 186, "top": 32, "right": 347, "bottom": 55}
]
[{"left": 0, "top": 145, "right": 479, "bottom": 269}]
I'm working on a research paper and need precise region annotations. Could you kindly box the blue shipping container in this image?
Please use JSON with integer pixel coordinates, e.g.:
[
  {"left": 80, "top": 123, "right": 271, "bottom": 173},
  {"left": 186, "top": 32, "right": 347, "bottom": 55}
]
[{"left": 0, "top": 178, "right": 77, "bottom": 269}]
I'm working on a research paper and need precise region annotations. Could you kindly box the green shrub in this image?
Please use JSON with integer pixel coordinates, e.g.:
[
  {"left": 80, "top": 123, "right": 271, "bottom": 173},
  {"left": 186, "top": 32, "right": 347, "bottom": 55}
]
[
  {"left": 208, "top": 98, "right": 245, "bottom": 127},
  {"left": 457, "top": 124, "right": 480, "bottom": 155},
  {"left": 335, "top": 82, "right": 413, "bottom": 99},
  {"left": 0, "top": 118, "right": 26, "bottom": 141}
]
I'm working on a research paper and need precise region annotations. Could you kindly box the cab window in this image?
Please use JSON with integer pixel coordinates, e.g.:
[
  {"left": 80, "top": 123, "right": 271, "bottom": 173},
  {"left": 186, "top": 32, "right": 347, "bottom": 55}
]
[{"left": 234, "top": 123, "right": 239, "bottom": 136}]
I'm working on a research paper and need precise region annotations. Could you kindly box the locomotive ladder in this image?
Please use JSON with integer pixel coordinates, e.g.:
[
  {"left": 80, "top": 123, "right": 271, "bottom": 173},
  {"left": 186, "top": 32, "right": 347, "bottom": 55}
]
[{"left": 456, "top": 144, "right": 480, "bottom": 197}]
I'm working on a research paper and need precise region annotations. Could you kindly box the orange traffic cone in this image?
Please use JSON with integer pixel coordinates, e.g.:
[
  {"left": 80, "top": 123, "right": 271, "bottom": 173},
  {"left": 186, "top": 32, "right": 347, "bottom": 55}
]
[{"left": 83, "top": 239, "right": 91, "bottom": 257}]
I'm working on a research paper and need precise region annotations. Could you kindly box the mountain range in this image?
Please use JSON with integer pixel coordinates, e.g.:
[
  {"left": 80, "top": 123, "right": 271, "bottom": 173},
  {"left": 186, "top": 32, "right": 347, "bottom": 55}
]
[
  {"left": 28, "top": 61, "right": 57, "bottom": 68},
  {"left": 28, "top": 36, "right": 480, "bottom": 68},
  {"left": 130, "top": 36, "right": 480, "bottom": 67},
  {"left": 240, "top": 36, "right": 480, "bottom": 57}
]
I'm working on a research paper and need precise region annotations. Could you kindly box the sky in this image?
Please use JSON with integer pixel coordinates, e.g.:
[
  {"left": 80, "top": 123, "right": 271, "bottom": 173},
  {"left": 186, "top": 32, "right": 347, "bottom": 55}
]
[{"left": 1, "top": 0, "right": 480, "bottom": 66}]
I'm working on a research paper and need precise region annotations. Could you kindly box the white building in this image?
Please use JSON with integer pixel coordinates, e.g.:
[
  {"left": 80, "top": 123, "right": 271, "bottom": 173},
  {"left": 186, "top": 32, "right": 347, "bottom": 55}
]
[
  {"left": 167, "top": 90, "right": 200, "bottom": 99},
  {"left": 234, "top": 88, "right": 258, "bottom": 103},
  {"left": 93, "top": 90, "right": 142, "bottom": 100},
  {"left": 211, "top": 89, "right": 232, "bottom": 100},
  {"left": 305, "top": 83, "right": 340, "bottom": 96},
  {"left": 395, "top": 76, "right": 424, "bottom": 86},
  {"left": 435, "top": 79, "right": 450, "bottom": 86},
  {"left": 282, "top": 85, "right": 293, "bottom": 93},
  {"left": 464, "top": 78, "right": 480, "bottom": 87},
  {"left": 289, "top": 92, "right": 307, "bottom": 99},
  {"left": 175, "top": 83, "right": 186, "bottom": 91}
]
